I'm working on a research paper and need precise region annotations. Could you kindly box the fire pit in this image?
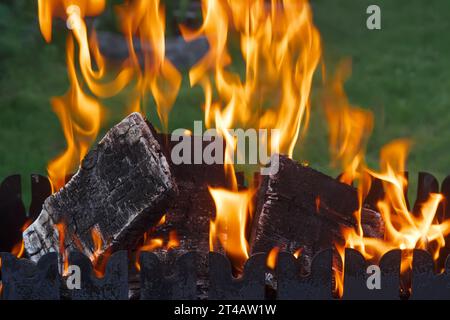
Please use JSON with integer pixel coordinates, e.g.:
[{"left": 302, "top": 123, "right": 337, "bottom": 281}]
[{"left": 0, "top": 0, "right": 449, "bottom": 304}]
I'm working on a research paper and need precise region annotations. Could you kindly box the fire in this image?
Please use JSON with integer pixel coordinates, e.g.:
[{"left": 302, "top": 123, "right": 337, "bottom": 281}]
[
  {"left": 293, "top": 248, "right": 303, "bottom": 259},
  {"left": 184, "top": 0, "right": 321, "bottom": 272},
  {"left": 325, "top": 67, "right": 450, "bottom": 296},
  {"left": 209, "top": 188, "right": 253, "bottom": 273},
  {"left": 323, "top": 60, "right": 374, "bottom": 185},
  {"left": 34, "top": 0, "right": 450, "bottom": 297},
  {"left": 89, "top": 226, "right": 112, "bottom": 278},
  {"left": 183, "top": 0, "right": 321, "bottom": 156},
  {"left": 267, "top": 247, "right": 279, "bottom": 270},
  {"left": 38, "top": 0, "right": 105, "bottom": 43},
  {"left": 135, "top": 216, "right": 180, "bottom": 271},
  {"left": 9, "top": 220, "right": 32, "bottom": 260},
  {"left": 134, "top": 233, "right": 180, "bottom": 271},
  {"left": 116, "top": 0, "right": 182, "bottom": 129},
  {"left": 345, "top": 141, "right": 450, "bottom": 265},
  {"left": 39, "top": 0, "right": 180, "bottom": 192}
]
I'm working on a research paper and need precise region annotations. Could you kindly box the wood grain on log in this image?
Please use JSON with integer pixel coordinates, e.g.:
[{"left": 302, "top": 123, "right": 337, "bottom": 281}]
[{"left": 23, "top": 112, "right": 177, "bottom": 263}]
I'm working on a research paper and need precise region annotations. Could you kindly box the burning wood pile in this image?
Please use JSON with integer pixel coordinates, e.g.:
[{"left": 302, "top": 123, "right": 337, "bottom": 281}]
[{"left": 0, "top": 0, "right": 449, "bottom": 301}]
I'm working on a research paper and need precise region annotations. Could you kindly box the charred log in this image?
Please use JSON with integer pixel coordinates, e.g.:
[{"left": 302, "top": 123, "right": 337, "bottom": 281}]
[
  {"left": 23, "top": 112, "right": 178, "bottom": 263},
  {"left": 130, "top": 133, "right": 228, "bottom": 299},
  {"left": 250, "top": 155, "right": 384, "bottom": 272}
]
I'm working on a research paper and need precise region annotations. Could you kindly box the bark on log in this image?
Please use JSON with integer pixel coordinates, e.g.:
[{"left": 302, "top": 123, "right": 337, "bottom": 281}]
[
  {"left": 23, "top": 112, "right": 178, "bottom": 263},
  {"left": 250, "top": 155, "right": 384, "bottom": 271}
]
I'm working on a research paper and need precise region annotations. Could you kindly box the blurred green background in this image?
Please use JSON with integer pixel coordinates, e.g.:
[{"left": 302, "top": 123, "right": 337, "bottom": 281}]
[{"left": 0, "top": 0, "right": 449, "bottom": 205}]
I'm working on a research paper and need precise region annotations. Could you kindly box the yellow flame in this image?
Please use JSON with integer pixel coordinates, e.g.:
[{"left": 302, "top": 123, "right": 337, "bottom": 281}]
[
  {"left": 116, "top": 0, "right": 182, "bottom": 131},
  {"left": 324, "top": 63, "right": 450, "bottom": 297},
  {"left": 267, "top": 247, "right": 280, "bottom": 270},
  {"left": 209, "top": 188, "right": 253, "bottom": 273},
  {"left": 47, "top": 36, "right": 104, "bottom": 192},
  {"left": 39, "top": 0, "right": 181, "bottom": 191},
  {"left": 185, "top": 0, "right": 321, "bottom": 273},
  {"left": 184, "top": 0, "right": 321, "bottom": 157},
  {"left": 38, "top": 0, "right": 105, "bottom": 43},
  {"left": 334, "top": 139, "right": 450, "bottom": 297},
  {"left": 323, "top": 60, "right": 374, "bottom": 185}
]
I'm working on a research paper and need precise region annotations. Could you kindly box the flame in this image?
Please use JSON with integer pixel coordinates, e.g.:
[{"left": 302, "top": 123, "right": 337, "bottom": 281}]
[
  {"left": 167, "top": 230, "right": 180, "bottom": 249},
  {"left": 38, "top": 0, "right": 105, "bottom": 43},
  {"left": 157, "top": 214, "right": 166, "bottom": 227},
  {"left": 116, "top": 0, "right": 182, "bottom": 130},
  {"left": 293, "top": 248, "right": 303, "bottom": 259},
  {"left": 323, "top": 60, "right": 374, "bottom": 185},
  {"left": 324, "top": 62, "right": 450, "bottom": 297},
  {"left": 333, "top": 139, "right": 450, "bottom": 296},
  {"left": 185, "top": 0, "right": 321, "bottom": 272},
  {"left": 267, "top": 247, "right": 279, "bottom": 270},
  {"left": 134, "top": 215, "right": 180, "bottom": 271},
  {"left": 184, "top": 0, "right": 321, "bottom": 157},
  {"left": 134, "top": 233, "right": 180, "bottom": 271},
  {"left": 54, "top": 222, "right": 70, "bottom": 276},
  {"left": 47, "top": 35, "right": 104, "bottom": 192},
  {"left": 10, "top": 241, "right": 25, "bottom": 259},
  {"left": 89, "top": 226, "right": 112, "bottom": 278},
  {"left": 347, "top": 141, "right": 450, "bottom": 264},
  {"left": 39, "top": 0, "right": 180, "bottom": 192},
  {"left": 9, "top": 220, "right": 32, "bottom": 259},
  {"left": 209, "top": 188, "right": 253, "bottom": 273}
]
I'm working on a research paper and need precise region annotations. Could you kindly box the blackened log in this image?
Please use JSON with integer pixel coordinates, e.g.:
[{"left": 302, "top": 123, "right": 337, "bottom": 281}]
[
  {"left": 250, "top": 155, "right": 384, "bottom": 272},
  {"left": 130, "top": 133, "right": 228, "bottom": 299},
  {"left": 23, "top": 112, "right": 178, "bottom": 263}
]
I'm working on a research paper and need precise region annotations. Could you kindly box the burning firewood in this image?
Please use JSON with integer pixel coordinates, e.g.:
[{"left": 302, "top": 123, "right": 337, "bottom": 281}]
[
  {"left": 250, "top": 155, "right": 384, "bottom": 271},
  {"left": 130, "top": 132, "right": 229, "bottom": 299},
  {"left": 23, "top": 112, "right": 178, "bottom": 263}
]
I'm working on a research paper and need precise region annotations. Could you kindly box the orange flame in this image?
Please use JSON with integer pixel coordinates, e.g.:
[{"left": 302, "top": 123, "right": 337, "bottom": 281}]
[
  {"left": 293, "top": 248, "right": 303, "bottom": 259},
  {"left": 134, "top": 214, "right": 180, "bottom": 271},
  {"left": 39, "top": 0, "right": 180, "bottom": 192},
  {"left": 47, "top": 35, "right": 105, "bottom": 192},
  {"left": 9, "top": 220, "right": 32, "bottom": 259},
  {"left": 348, "top": 141, "right": 450, "bottom": 263},
  {"left": 184, "top": 0, "right": 321, "bottom": 157},
  {"left": 324, "top": 62, "right": 450, "bottom": 297},
  {"left": 116, "top": 0, "right": 181, "bottom": 130},
  {"left": 333, "top": 139, "right": 450, "bottom": 296},
  {"left": 186, "top": 0, "right": 321, "bottom": 273},
  {"left": 38, "top": 0, "right": 105, "bottom": 43},
  {"left": 267, "top": 247, "right": 280, "bottom": 270},
  {"left": 323, "top": 60, "right": 374, "bottom": 185},
  {"left": 89, "top": 226, "right": 113, "bottom": 278},
  {"left": 209, "top": 188, "right": 253, "bottom": 273}
]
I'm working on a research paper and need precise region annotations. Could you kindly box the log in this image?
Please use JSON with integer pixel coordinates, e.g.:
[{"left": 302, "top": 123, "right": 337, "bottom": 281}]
[
  {"left": 23, "top": 112, "right": 178, "bottom": 263},
  {"left": 129, "top": 132, "right": 229, "bottom": 299},
  {"left": 250, "top": 155, "right": 383, "bottom": 271}
]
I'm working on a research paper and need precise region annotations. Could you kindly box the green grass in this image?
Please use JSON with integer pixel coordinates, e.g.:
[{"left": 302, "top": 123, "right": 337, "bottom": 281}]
[{"left": 1, "top": 0, "right": 449, "bottom": 206}]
